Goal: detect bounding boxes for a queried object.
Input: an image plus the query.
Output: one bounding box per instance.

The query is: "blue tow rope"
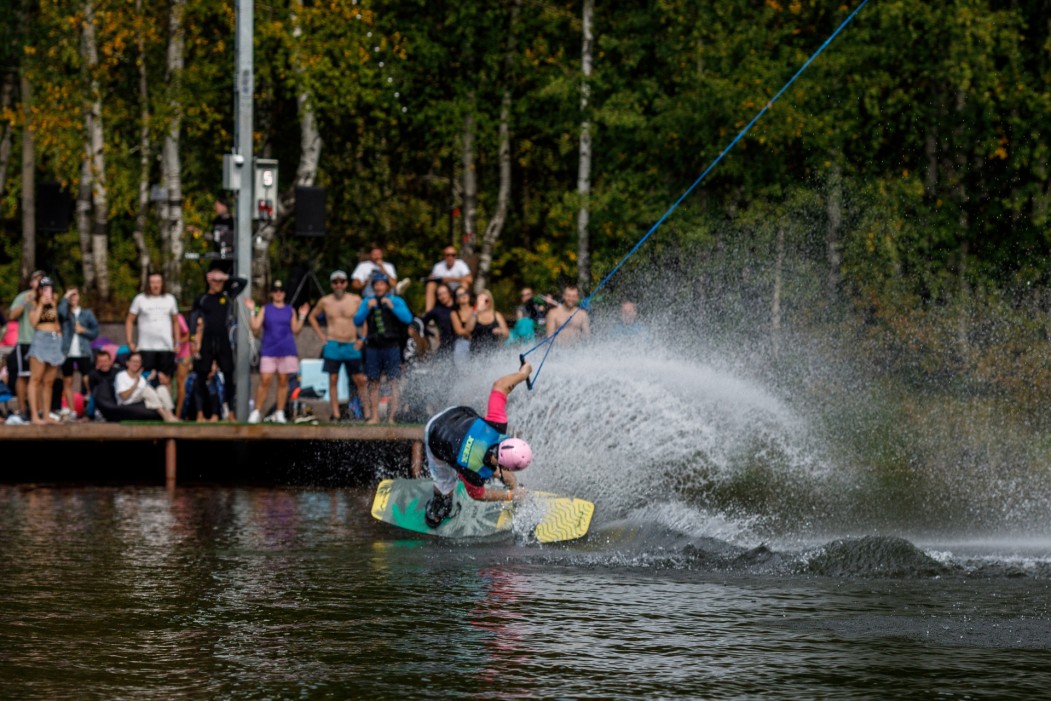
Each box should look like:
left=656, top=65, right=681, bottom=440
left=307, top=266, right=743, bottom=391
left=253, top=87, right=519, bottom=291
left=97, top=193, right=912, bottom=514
left=519, top=0, right=872, bottom=389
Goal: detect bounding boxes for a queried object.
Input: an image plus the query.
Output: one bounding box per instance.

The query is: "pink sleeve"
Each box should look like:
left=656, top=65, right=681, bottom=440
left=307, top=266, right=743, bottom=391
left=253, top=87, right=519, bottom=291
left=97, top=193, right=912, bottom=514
left=484, top=388, right=508, bottom=425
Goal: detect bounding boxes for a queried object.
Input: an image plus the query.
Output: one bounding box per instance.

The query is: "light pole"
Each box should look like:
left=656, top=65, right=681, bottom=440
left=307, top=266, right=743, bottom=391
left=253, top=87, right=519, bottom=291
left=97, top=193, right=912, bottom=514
left=233, top=0, right=253, bottom=422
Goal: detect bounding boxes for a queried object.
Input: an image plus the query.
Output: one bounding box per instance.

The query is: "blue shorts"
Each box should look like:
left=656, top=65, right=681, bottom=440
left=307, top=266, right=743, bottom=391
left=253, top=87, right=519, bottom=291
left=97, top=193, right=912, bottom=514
left=322, top=340, right=363, bottom=377
left=323, top=339, right=361, bottom=361
left=364, top=345, right=402, bottom=381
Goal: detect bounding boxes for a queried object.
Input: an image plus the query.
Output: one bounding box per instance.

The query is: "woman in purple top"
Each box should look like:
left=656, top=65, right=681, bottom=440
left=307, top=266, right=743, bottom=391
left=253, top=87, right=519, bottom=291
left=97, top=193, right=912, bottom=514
left=245, top=280, right=310, bottom=423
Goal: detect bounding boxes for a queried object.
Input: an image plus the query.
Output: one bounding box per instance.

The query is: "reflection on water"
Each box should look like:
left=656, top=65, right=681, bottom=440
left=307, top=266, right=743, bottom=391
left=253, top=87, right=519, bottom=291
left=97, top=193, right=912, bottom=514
left=1, top=485, right=1050, bottom=700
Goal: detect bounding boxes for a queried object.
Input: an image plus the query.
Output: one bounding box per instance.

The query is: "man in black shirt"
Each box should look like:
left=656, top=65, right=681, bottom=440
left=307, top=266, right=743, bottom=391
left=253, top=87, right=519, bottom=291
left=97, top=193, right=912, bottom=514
left=190, top=264, right=247, bottom=420
left=210, top=196, right=235, bottom=275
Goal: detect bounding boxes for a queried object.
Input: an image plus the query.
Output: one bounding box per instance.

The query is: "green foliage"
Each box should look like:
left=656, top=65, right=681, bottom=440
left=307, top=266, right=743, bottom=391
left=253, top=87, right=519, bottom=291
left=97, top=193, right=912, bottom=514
left=0, top=0, right=1048, bottom=406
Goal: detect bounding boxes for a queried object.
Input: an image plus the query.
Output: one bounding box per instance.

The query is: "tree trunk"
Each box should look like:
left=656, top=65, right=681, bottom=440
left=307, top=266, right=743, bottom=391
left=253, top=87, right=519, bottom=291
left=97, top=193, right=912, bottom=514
left=476, top=88, right=512, bottom=292
left=160, top=0, right=186, bottom=297
left=251, top=0, right=324, bottom=290
left=83, top=0, right=110, bottom=301
left=20, top=71, right=35, bottom=282
left=826, top=157, right=842, bottom=299
left=575, top=0, right=594, bottom=291
left=771, top=225, right=784, bottom=358
left=0, top=72, right=15, bottom=201
left=461, top=102, right=478, bottom=263
left=132, top=0, right=152, bottom=292
left=77, top=154, right=94, bottom=289
left=475, top=0, right=520, bottom=293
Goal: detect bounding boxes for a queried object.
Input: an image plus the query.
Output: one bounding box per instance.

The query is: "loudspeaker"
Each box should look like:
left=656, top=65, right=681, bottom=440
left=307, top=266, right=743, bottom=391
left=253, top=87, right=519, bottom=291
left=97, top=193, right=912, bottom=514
left=295, top=186, right=325, bottom=237
left=37, top=182, right=71, bottom=233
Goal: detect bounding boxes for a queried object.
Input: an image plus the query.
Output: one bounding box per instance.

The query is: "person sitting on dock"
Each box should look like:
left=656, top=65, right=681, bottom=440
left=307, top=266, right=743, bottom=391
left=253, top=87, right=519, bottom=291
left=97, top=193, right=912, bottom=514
left=86, top=349, right=165, bottom=422
left=422, top=361, right=534, bottom=528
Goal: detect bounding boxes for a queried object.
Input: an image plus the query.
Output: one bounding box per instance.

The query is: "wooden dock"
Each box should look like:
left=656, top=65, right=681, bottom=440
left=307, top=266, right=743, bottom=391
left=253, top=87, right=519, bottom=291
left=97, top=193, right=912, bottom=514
left=0, top=422, right=425, bottom=488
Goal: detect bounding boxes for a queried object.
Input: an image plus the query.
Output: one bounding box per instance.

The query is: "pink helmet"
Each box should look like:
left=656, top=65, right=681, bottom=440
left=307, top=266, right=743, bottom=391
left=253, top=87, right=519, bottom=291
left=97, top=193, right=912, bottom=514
left=497, top=438, right=532, bottom=471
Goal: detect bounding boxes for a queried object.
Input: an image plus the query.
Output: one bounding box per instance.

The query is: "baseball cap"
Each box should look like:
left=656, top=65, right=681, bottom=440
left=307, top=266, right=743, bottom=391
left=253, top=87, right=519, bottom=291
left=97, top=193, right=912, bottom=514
left=31, top=270, right=46, bottom=280
left=370, top=270, right=389, bottom=283
left=271, top=280, right=285, bottom=291
left=330, top=270, right=348, bottom=281
left=39, top=276, right=54, bottom=288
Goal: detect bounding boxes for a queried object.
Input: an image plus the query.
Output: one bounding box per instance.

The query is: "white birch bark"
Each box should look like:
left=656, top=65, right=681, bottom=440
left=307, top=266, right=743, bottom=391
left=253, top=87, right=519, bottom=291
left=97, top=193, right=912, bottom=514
left=475, top=0, right=521, bottom=291
left=251, top=0, right=323, bottom=288
left=83, top=0, right=110, bottom=299
left=132, top=0, right=152, bottom=291
left=461, top=104, right=478, bottom=262
left=160, top=0, right=186, bottom=297
left=575, top=0, right=594, bottom=291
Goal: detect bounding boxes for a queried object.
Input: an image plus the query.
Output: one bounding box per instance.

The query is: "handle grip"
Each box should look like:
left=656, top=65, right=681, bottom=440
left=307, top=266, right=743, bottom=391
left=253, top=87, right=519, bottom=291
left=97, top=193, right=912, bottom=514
left=519, top=354, right=533, bottom=390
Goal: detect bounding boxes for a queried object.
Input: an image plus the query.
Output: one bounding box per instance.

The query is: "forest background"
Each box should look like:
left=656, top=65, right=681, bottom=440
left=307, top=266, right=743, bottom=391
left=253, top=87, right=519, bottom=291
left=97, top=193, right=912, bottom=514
left=0, top=0, right=1049, bottom=429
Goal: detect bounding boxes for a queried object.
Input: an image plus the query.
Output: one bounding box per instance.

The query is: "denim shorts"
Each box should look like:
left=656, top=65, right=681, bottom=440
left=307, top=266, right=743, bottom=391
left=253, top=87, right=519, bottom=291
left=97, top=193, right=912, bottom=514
left=28, top=330, right=65, bottom=366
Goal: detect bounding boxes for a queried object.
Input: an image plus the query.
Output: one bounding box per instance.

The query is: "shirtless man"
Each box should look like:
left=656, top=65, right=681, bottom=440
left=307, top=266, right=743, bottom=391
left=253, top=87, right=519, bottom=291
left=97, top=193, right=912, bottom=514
left=308, top=270, right=369, bottom=421
left=545, top=284, right=591, bottom=346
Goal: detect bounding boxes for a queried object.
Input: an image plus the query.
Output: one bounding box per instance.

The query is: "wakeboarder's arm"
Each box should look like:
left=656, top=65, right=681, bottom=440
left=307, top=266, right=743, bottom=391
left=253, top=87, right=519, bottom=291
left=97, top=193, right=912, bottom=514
left=492, top=362, right=532, bottom=398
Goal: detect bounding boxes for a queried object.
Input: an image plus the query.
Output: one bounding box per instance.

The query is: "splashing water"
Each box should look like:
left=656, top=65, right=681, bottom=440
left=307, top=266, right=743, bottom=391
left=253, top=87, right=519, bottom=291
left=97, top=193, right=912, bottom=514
left=421, top=340, right=838, bottom=548
left=415, top=326, right=1051, bottom=551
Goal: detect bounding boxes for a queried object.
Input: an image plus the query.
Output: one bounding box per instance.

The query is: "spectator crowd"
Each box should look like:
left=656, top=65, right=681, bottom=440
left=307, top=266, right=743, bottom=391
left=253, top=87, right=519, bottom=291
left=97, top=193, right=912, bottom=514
left=2, top=243, right=643, bottom=427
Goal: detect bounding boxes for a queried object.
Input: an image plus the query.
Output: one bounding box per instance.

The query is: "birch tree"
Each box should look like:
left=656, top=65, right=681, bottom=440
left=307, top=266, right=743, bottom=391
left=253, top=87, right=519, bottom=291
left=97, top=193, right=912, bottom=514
left=80, top=0, right=110, bottom=300
left=474, top=0, right=520, bottom=292
left=131, top=0, right=153, bottom=291
left=159, top=0, right=186, bottom=297
left=575, top=0, right=593, bottom=291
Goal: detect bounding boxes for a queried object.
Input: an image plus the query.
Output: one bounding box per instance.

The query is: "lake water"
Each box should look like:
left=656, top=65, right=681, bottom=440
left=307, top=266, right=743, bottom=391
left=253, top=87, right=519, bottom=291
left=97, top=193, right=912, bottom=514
left=3, top=345, right=1050, bottom=698
left=1, top=484, right=1049, bottom=700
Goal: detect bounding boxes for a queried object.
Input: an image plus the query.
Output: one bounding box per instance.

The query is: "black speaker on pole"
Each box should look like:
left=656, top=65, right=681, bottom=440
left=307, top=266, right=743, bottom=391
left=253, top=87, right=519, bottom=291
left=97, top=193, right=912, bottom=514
left=295, top=186, right=326, bottom=237
left=37, top=182, right=71, bottom=233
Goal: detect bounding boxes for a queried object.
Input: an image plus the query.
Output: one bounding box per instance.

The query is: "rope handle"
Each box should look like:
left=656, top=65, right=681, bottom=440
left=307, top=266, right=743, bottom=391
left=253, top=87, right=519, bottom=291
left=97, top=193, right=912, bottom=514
left=520, top=354, right=533, bottom=390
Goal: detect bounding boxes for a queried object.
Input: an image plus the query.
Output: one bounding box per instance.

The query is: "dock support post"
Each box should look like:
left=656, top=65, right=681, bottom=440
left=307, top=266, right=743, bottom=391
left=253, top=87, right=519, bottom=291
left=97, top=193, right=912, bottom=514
left=165, top=438, right=177, bottom=489
left=411, top=440, right=423, bottom=478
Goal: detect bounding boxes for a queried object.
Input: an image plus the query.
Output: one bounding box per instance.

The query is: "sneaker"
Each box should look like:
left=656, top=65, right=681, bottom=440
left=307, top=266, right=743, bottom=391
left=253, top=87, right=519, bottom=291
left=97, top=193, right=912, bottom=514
left=247, top=409, right=261, bottom=424
left=424, top=492, right=453, bottom=528
left=273, top=410, right=287, bottom=424
left=5, top=414, right=26, bottom=425
left=395, top=278, right=411, bottom=295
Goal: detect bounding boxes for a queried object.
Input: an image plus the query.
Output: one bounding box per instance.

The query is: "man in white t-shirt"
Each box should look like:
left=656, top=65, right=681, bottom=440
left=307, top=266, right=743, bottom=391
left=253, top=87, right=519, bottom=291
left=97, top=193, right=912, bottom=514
left=351, top=244, right=398, bottom=298
left=125, top=272, right=180, bottom=392
left=424, top=246, right=473, bottom=311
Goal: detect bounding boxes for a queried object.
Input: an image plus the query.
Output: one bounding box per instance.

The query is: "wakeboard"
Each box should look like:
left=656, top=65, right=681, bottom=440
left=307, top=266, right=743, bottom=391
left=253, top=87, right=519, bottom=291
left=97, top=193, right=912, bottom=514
left=370, top=478, right=594, bottom=544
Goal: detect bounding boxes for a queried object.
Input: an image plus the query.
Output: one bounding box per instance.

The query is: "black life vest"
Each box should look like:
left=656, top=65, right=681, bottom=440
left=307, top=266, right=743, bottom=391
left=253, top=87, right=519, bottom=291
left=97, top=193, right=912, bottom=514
left=427, top=406, right=509, bottom=486
left=366, top=299, right=407, bottom=348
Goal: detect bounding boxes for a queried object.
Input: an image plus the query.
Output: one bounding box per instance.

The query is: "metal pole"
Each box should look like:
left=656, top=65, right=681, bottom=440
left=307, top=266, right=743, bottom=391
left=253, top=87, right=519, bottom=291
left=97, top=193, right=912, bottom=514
left=234, top=0, right=253, bottom=422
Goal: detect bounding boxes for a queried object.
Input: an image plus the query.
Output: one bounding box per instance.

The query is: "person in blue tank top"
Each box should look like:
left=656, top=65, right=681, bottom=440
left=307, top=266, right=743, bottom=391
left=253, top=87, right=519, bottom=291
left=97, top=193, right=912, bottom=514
left=423, top=361, right=534, bottom=527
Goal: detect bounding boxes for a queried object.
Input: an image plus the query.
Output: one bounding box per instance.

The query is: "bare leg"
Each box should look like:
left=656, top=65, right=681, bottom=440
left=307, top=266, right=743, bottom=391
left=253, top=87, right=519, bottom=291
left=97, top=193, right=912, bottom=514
left=27, top=358, right=45, bottom=424
left=63, top=375, right=76, bottom=415
left=387, top=380, right=401, bottom=424
left=15, top=375, right=28, bottom=417
left=366, top=380, right=381, bottom=424
left=328, top=372, right=340, bottom=420
left=256, top=372, right=274, bottom=416
left=275, top=374, right=289, bottom=414
left=41, top=365, right=59, bottom=423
